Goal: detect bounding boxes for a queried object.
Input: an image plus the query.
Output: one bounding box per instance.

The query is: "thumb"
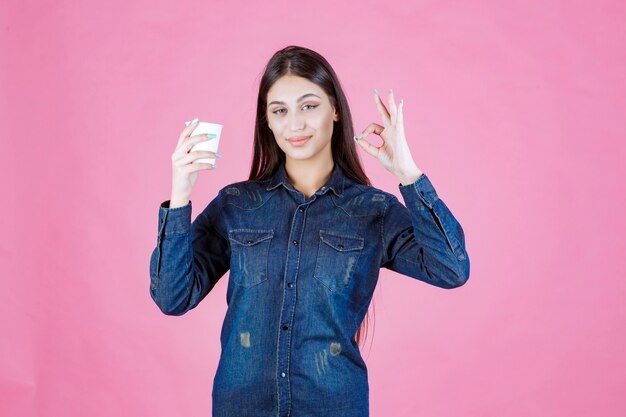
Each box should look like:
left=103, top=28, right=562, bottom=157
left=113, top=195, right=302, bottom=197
left=354, top=135, right=379, bottom=159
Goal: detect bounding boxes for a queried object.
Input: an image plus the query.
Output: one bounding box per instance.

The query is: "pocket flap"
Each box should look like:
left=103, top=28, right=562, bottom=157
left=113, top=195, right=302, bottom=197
left=229, top=229, right=274, bottom=246
left=319, top=230, right=364, bottom=252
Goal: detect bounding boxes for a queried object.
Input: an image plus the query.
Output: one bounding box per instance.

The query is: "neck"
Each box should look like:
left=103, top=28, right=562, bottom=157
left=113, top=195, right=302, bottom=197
left=285, top=156, right=334, bottom=199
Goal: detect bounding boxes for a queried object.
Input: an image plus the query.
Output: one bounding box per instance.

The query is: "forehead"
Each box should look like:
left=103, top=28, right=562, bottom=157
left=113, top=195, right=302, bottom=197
left=266, top=75, right=327, bottom=105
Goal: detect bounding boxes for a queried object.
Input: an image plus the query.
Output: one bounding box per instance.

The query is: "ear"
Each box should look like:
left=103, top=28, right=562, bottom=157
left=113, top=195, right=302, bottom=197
left=334, top=110, right=340, bottom=122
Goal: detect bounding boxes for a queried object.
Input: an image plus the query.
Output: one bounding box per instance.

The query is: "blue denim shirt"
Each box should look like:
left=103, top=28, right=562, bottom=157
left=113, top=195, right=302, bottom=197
left=149, top=162, right=469, bottom=417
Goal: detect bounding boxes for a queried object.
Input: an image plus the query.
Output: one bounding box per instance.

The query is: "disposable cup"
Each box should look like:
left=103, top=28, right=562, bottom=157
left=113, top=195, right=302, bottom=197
left=184, top=120, right=223, bottom=165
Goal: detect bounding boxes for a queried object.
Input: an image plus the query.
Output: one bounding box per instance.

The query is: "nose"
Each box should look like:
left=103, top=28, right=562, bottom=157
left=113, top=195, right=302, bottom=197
left=288, top=111, right=305, bottom=131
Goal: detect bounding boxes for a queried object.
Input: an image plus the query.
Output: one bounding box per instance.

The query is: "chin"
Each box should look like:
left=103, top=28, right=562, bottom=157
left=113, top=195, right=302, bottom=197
left=283, top=150, right=317, bottom=161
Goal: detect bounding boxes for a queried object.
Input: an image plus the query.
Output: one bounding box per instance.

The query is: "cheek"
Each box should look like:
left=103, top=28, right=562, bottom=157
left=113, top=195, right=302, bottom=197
left=269, top=124, right=287, bottom=150
left=318, top=113, right=336, bottom=136
left=268, top=118, right=287, bottom=135
left=299, top=113, right=332, bottom=137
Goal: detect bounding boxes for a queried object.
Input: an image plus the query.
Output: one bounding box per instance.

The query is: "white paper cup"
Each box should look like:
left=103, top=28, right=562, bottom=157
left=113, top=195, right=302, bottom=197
left=184, top=120, right=223, bottom=165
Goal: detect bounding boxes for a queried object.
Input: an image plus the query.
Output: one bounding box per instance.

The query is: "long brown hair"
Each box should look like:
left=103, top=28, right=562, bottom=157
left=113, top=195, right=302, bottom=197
left=248, top=45, right=375, bottom=348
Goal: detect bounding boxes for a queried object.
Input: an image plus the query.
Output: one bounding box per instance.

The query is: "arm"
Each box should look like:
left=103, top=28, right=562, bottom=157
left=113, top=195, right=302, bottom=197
left=149, top=192, right=230, bottom=315
left=381, top=173, right=470, bottom=289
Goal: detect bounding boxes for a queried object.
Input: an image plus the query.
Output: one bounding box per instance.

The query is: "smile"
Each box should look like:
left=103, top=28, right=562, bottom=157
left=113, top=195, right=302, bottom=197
left=287, top=136, right=312, bottom=146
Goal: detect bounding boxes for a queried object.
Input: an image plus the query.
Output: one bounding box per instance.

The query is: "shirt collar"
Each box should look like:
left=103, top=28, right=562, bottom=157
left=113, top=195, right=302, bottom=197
left=265, top=161, right=345, bottom=197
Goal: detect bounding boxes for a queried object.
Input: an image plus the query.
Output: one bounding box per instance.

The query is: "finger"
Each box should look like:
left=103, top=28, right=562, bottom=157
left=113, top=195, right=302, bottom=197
left=176, top=134, right=215, bottom=156
left=397, top=98, right=404, bottom=128
left=182, top=162, right=217, bottom=174
left=354, top=135, right=380, bottom=159
left=181, top=133, right=216, bottom=154
left=355, top=123, right=385, bottom=141
left=175, top=151, right=220, bottom=166
left=388, top=88, right=398, bottom=126
left=177, top=117, right=200, bottom=147
left=373, top=88, right=391, bottom=126
left=354, top=123, right=385, bottom=158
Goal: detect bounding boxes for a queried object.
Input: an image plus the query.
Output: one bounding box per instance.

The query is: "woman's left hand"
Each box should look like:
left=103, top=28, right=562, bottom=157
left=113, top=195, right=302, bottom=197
left=354, top=88, right=424, bottom=185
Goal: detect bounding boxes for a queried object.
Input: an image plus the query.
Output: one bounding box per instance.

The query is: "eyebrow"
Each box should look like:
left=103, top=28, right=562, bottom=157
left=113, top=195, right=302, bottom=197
left=268, top=93, right=321, bottom=107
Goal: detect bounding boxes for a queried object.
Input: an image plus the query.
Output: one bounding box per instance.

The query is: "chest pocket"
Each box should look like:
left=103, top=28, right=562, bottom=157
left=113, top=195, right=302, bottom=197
left=314, top=230, right=364, bottom=292
left=228, top=229, right=274, bottom=288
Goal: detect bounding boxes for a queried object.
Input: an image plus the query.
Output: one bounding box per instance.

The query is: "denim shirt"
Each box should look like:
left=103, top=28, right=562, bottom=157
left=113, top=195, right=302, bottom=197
left=149, top=162, right=470, bottom=417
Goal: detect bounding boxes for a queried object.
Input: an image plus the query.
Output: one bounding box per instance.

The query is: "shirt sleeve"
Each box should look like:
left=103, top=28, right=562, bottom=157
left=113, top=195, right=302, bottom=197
left=380, top=173, right=470, bottom=289
left=149, top=192, right=230, bottom=315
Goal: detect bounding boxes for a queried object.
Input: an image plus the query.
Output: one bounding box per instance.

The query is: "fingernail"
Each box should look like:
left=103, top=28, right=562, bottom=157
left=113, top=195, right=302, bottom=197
left=215, top=153, right=222, bottom=158
left=206, top=133, right=217, bottom=138
left=373, top=88, right=378, bottom=95
left=212, top=164, right=217, bottom=169
left=353, top=136, right=358, bottom=142
left=400, top=99, right=404, bottom=105
left=192, top=117, right=199, bottom=124
left=357, top=133, right=363, bottom=139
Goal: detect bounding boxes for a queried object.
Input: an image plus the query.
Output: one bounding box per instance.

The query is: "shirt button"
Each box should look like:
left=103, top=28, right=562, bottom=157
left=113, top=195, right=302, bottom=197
left=287, top=282, right=293, bottom=288
left=281, top=372, right=286, bottom=378
left=298, top=208, right=304, bottom=212
left=282, top=324, right=288, bottom=330
left=292, top=240, right=298, bottom=245
left=321, top=186, right=326, bottom=190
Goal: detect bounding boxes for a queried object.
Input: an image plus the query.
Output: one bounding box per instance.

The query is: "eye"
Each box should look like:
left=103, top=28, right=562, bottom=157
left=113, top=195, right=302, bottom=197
left=272, top=104, right=318, bottom=115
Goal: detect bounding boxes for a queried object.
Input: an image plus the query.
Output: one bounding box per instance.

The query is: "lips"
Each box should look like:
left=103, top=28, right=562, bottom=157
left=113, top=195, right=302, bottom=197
left=287, top=135, right=312, bottom=147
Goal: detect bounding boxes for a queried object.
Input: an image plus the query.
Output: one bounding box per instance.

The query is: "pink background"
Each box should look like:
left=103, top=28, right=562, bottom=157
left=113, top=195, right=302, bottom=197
left=1, top=0, right=625, bottom=416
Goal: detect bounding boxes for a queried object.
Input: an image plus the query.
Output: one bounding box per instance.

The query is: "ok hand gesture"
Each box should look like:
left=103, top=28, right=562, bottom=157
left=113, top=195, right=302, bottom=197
left=354, top=88, right=424, bottom=186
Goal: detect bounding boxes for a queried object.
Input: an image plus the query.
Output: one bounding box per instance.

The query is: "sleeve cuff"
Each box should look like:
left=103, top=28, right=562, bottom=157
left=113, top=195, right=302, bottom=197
left=398, top=174, right=439, bottom=209
left=158, top=200, right=192, bottom=236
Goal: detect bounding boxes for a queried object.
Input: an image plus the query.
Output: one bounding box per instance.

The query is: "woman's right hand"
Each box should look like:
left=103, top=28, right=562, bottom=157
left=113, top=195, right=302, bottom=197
left=170, top=119, right=220, bottom=206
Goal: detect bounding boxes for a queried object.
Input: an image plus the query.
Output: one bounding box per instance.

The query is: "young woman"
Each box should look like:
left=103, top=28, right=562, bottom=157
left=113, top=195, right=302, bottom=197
left=150, top=45, right=470, bottom=417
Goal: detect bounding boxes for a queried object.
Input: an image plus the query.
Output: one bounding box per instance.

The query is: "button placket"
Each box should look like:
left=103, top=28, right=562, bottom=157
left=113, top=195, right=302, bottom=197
left=276, top=203, right=308, bottom=415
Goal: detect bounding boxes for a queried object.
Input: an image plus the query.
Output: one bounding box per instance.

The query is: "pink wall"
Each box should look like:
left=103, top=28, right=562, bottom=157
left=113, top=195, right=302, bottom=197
left=1, top=0, right=625, bottom=416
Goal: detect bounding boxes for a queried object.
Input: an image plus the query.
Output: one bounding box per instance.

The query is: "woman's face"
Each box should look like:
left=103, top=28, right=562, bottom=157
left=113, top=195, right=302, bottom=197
left=266, top=75, right=340, bottom=163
